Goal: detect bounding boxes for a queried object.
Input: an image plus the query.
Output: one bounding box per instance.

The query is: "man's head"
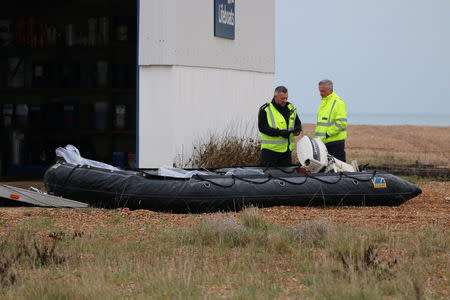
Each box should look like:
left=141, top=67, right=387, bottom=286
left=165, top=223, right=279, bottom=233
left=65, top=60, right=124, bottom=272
left=274, top=86, right=288, bottom=107
left=318, top=79, right=333, bottom=98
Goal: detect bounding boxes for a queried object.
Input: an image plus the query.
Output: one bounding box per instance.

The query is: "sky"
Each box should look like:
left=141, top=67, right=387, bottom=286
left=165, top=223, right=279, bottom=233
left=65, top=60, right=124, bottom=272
left=274, top=0, right=450, bottom=120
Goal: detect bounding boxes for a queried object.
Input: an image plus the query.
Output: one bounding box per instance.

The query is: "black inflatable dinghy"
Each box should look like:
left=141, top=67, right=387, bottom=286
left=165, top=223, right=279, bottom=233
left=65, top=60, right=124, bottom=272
left=44, top=162, right=422, bottom=212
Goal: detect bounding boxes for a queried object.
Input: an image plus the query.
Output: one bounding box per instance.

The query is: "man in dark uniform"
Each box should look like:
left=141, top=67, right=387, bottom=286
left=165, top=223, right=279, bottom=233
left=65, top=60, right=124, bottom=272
left=258, top=86, right=302, bottom=166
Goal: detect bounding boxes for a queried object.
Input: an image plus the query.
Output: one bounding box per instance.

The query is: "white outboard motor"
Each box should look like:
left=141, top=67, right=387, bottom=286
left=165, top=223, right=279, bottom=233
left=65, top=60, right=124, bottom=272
left=296, top=136, right=359, bottom=173
left=296, top=136, right=329, bottom=172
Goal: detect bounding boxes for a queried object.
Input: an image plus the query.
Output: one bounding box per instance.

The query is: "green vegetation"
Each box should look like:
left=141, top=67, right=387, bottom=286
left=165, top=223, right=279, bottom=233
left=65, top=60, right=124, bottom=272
left=0, top=208, right=448, bottom=299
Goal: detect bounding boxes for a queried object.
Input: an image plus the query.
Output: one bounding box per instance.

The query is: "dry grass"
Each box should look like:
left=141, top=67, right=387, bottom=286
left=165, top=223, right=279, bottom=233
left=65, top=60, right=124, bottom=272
left=0, top=181, right=448, bottom=298
left=285, top=220, right=332, bottom=247
left=179, top=123, right=449, bottom=168
left=185, top=135, right=261, bottom=168
left=240, top=206, right=269, bottom=230
left=183, top=215, right=248, bottom=247
left=0, top=208, right=447, bottom=299
left=0, top=124, right=448, bottom=298
left=300, top=123, right=450, bottom=167
left=0, top=230, right=69, bottom=289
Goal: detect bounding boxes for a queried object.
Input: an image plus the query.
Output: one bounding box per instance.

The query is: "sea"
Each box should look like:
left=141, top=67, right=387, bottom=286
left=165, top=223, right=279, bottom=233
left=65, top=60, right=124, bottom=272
left=299, top=113, right=449, bottom=127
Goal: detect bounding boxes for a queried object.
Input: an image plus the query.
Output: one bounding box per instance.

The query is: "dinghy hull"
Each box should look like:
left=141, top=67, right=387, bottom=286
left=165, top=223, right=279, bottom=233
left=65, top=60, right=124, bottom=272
left=44, top=163, right=422, bottom=212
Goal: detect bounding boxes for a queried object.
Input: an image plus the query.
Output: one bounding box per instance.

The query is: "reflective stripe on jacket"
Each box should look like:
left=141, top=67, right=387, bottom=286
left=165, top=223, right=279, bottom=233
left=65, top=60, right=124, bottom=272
left=314, top=92, right=347, bottom=144
left=261, top=102, right=297, bottom=152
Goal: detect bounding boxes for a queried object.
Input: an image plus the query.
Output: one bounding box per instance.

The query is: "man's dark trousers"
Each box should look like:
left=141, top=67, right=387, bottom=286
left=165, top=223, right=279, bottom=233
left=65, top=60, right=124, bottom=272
left=325, top=140, right=346, bottom=162
left=260, top=149, right=292, bottom=167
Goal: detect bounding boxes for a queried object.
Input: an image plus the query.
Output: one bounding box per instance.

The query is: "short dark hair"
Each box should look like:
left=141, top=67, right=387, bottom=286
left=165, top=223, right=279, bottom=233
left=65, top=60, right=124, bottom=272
left=274, top=86, right=288, bottom=95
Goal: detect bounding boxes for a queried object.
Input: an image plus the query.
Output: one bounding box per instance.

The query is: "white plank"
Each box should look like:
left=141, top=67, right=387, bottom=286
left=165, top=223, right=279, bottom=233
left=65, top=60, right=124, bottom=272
left=0, top=185, right=88, bottom=208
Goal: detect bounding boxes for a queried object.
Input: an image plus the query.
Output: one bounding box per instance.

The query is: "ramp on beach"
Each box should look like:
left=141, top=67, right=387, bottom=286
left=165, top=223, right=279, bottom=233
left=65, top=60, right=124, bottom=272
left=0, top=184, right=88, bottom=208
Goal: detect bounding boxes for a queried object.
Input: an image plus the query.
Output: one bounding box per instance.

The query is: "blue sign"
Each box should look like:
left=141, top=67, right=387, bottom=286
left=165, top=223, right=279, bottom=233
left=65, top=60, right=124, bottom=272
left=214, top=0, right=235, bottom=40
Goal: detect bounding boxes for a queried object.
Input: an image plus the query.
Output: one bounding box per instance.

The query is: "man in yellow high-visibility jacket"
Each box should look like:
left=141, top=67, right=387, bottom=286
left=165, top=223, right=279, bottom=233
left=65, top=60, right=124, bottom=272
left=314, top=79, right=347, bottom=161
left=258, top=86, right=302, bottom=166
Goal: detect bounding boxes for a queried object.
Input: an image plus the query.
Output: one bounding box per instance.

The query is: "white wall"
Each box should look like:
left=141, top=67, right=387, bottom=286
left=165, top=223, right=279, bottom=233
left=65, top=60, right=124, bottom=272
left=138, top=0, right=275, bottom=168
left=139, top=0, right=274, bottom=72
left=139, top=65, right=273, bottom=167
left=139, top=0, right=177, bottom=65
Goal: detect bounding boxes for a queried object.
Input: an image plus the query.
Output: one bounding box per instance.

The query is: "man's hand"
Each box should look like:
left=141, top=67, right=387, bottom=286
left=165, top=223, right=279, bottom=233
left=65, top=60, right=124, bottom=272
left=279, top=129, right=290, bottom=138
left=293, top=129, right=302, bottom=136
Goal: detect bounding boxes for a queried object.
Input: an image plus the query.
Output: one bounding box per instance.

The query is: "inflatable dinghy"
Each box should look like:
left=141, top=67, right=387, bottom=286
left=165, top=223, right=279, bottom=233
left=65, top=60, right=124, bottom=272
left=43, top=139, right=422, bottom=212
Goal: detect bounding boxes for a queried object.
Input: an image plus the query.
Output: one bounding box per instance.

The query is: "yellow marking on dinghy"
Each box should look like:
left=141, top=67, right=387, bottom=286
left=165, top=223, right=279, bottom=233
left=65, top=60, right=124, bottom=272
left=371, top=177, right=387, bottom=188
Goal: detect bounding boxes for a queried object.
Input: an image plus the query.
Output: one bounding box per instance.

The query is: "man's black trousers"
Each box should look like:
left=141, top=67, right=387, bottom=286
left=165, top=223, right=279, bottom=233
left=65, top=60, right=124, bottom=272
left=260, top=149, right=292, bottom=167
left=325, top=140, right=346, bottom=162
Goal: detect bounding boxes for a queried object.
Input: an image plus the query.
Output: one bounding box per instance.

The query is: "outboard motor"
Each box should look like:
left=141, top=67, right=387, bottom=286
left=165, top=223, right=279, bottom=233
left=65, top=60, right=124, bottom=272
left=297, top=136, right=359, bottom=173
left=297, top=136, right=328, bottom=172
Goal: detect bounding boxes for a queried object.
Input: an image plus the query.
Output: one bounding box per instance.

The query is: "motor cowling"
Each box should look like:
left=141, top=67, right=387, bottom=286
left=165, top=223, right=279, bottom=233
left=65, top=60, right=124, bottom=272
left=296, top=136, right=328, bottom=172
left=296, top=136, right=359, bottom=173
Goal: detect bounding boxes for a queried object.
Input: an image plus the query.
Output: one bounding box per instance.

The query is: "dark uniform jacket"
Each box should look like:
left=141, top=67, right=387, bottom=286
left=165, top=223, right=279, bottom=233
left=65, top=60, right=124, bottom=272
left=258, top=99, right=302, bottom=143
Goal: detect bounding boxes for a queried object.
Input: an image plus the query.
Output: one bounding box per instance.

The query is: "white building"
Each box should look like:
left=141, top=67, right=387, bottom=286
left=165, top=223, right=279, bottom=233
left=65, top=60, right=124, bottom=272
left=138, top=0, right=275, bottom=167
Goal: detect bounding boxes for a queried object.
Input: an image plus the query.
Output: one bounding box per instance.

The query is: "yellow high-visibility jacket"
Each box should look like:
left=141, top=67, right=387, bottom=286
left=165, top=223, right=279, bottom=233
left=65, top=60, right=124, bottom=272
left=315, top=91, right=347, bottom=143
left=260, top=102, right=297, bottom=152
